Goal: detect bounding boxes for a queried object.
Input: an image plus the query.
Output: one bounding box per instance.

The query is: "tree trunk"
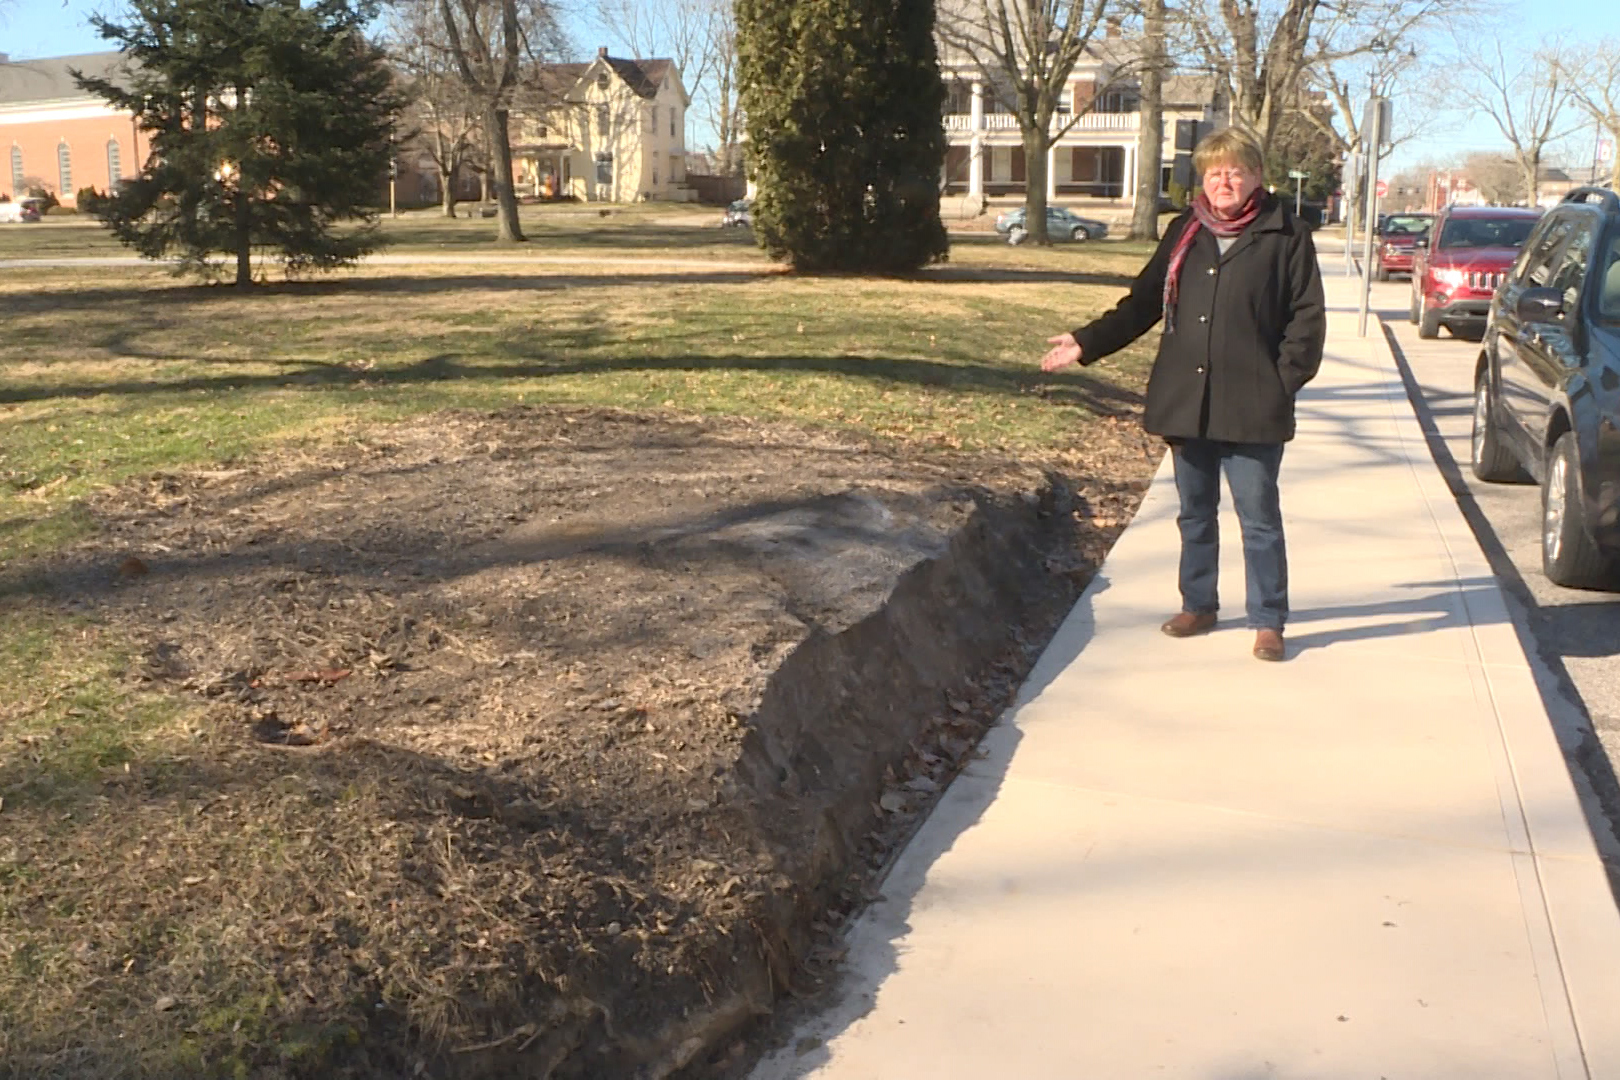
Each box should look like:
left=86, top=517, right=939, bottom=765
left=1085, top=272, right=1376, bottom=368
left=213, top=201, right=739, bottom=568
left=1130, top=0, right=1167, bottom=241
left=441, top=165, right=458, bottom=217
left=234, top=192, right=252, bottom=287
left=1024, top=134, right=1050, bottom=244
left=486, top=107, right=525, bottom=242
left=1522, top=151, right=1540, bottom=207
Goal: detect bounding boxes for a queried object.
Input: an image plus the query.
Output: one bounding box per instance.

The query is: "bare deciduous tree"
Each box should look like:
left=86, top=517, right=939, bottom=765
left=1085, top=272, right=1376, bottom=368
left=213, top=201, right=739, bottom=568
left=1461, top=150, right=1526, bottom=205
left=1129, top=0, right=1168, bottom=240
left=433, top=0, right=567, bottom=240
left=1554, top=36, right=1620, bottom=190
left=1178, top=0, right=1470, bottom=153
left=937, top=0, right=1124, bottom=244
left=386, top=0, right=482, bottom=217
left=1456, top=39, right=1574, bottom=205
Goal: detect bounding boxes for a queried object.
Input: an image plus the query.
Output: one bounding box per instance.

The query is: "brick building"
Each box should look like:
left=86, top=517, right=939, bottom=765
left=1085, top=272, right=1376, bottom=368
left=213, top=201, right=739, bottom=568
left=0, top=52, right=145, bottom=206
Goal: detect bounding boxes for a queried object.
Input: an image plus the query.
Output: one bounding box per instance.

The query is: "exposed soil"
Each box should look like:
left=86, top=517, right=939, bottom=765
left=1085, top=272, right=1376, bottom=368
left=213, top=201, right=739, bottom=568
left=0, top=406, right=1158, bottom=1078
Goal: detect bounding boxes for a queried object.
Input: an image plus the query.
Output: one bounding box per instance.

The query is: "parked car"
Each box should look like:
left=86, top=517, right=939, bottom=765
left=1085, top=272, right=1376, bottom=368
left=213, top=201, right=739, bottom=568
left=1410, top=205, right=1541, bottom=340
left=995, top=206, right=1109, bottom=244
left=1374, top=212, right=1433, bottom=281
left=1470, top=187, right=1620, bottom=587
left=720, top=199, right=751, bottom=228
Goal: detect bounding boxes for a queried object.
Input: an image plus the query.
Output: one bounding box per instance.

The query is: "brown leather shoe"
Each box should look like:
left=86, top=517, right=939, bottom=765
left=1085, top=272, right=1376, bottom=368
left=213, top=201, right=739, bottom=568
left=1253, top=629, right=1286, bottom=662
left=1161, top=611, right=1217, bottom=638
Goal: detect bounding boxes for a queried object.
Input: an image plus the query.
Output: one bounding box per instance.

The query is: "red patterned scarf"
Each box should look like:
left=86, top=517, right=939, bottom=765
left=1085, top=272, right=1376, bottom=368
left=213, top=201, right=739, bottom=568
left=1162, top=187, right=1264, bottom=332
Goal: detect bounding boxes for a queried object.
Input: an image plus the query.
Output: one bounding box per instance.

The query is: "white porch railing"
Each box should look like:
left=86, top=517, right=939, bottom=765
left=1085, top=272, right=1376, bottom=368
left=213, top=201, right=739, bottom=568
left=944, top=112, right=1139, bottom=134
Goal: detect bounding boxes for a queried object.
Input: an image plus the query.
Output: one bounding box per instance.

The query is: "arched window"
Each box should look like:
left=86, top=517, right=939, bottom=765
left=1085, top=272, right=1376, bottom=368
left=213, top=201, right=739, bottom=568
left=107, top=139, right=122, bottom=188
left=57, top=141, right=72, bottom=196
left=9, top=146, right=22, bottom=196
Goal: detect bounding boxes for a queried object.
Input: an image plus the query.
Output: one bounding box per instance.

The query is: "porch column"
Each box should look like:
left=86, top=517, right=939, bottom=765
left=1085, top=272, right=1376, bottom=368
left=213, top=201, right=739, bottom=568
left=1123, top=143, right=1136, bottom=203
left=1047, top=143, right=1057, bottom=202
left=970, top=80, right=985, bottom=132
left=969, top=135, right=984, bottom=197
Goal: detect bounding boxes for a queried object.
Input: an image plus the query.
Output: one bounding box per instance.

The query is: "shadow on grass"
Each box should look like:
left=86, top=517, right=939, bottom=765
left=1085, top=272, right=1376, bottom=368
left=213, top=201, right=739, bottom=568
left=2, top=340, right=1145, bottom=417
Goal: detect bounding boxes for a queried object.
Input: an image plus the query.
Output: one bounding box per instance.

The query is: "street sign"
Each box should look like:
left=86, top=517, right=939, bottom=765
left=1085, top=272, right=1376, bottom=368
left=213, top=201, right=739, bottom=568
left=1376, top=179, right=1388, bottom=197
left=1600, top=139, right=1615, bottom=165
left=1287, top=169, right=1308, bottom=179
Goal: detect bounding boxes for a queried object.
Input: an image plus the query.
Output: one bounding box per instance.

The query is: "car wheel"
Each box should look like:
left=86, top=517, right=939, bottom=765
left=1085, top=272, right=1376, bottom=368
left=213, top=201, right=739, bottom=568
left=1409, top=286, right=1420, bottom=325
left=1071, top=225, right=1089, bottom=242
left=1376, top=264, right=1389, bottom=282
left=1417, top=294, right=1442, bottom=339
left=1470, top=370, right=1527, bottom=483
left=1542, top=431, right=1615, bottom=589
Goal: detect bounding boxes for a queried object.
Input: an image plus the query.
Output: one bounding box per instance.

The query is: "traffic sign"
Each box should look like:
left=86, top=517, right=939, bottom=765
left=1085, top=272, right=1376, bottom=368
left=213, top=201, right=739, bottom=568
left=1376, top=179, right=1388, bottom=197
left=1287, top=169, right=1308, bottom=179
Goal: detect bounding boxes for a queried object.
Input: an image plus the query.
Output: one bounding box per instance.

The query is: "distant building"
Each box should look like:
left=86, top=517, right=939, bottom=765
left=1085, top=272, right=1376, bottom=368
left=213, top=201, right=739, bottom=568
left=938, top=34, right=1226, bottom=215
left=0, top=52, right=144, bottom=206
left=508, top=49, right=692, bottom=203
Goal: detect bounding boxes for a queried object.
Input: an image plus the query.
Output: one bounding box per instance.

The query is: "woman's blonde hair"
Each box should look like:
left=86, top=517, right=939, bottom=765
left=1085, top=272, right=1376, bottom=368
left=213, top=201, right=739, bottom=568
left=1192, top=127, right=1264, bottom=178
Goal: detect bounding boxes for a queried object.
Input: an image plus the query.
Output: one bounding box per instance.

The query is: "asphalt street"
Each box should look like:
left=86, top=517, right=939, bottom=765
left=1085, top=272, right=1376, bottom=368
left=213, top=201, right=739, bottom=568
left=1349, top=257, right=1620, bottom=860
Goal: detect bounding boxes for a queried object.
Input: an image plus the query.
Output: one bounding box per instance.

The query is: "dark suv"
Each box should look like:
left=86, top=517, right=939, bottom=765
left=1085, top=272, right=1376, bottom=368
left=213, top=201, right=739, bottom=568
left=1411, top=205, right=1542, bottom=340
left=1471, top=187, right=1620, bottom=587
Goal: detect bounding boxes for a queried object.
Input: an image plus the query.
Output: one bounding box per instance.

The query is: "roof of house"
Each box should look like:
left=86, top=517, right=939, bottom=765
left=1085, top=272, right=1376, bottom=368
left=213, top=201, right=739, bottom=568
left=0, top=51, right=130, bottom=107
left=548, top=52, right=677, bottom=103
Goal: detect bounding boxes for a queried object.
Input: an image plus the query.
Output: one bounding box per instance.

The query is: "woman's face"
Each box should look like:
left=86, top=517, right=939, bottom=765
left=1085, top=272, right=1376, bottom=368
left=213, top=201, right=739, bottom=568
left=1202, top=159, right=1263, bottom=215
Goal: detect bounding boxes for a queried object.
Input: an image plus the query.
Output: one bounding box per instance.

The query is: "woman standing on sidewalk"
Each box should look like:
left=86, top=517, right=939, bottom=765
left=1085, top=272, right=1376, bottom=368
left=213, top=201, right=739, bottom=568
left=1040, top=128, right=1326, bottom=661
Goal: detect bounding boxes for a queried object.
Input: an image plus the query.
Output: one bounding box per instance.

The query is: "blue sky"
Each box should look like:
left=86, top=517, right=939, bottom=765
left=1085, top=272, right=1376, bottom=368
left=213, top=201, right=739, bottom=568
left=8, top=0, right=1619, bottom=171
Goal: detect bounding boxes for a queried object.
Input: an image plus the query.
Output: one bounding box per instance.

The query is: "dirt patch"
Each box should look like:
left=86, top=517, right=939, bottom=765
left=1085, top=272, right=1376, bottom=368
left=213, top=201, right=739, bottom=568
left=0, top=406, right=1158, bottom=1078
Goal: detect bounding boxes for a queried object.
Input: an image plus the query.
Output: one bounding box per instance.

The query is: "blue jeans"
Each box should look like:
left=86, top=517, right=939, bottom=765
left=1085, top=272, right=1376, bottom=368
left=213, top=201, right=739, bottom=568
left=1170, top=439, right=1288, bottom=631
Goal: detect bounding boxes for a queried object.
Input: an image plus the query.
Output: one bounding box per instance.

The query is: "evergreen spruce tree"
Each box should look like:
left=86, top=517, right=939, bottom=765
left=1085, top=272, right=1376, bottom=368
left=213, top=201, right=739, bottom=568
left=76, top=0, right=403, bottom=286
left=736, top=0, right=948, bottom=273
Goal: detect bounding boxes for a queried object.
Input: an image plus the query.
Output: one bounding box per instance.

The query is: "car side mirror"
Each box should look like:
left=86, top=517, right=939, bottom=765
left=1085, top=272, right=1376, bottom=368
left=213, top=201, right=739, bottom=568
left=1515, top=286, right=1565, bottom=323
left=1413, top=237, right=1429, bottom=250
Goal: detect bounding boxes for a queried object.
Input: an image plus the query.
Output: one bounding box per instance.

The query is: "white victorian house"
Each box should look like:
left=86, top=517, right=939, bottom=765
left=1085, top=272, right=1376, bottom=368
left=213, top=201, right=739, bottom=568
left=940, top=38, right=1225, bottom=214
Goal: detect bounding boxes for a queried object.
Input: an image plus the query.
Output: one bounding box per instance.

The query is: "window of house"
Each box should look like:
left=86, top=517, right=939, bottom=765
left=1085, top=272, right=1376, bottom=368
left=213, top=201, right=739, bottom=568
left=597, top=72, right=610, bottom=92
left=648, top=106, right=657, bottom=134
left=652, top=151, right=660, bottom=186
left=58, top=141, right=72, bottom=196
left=10, top=146, right=22, bottom=195
left=107, top=139, right=121, bottom=188
left=596, top=104, right=610, bottom=138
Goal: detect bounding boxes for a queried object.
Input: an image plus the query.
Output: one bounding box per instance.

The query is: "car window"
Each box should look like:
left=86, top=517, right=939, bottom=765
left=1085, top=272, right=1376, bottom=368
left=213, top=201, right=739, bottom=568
left=1517, top=217, right=1573, bottom=288
left=1384, top=215, right=1431, bottom=236
left=1439, top=216, right=1538, bottom=250
left=1599, top=232, right=1620, bottom=322
left=1549, top=220, right=1595, bottom=313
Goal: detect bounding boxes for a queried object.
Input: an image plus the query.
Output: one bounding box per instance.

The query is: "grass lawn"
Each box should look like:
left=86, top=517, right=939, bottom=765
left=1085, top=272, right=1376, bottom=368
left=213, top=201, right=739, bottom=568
left=0, top=227, right=1162, bottom=1076
left=0, top=237, right=1159, bottom=565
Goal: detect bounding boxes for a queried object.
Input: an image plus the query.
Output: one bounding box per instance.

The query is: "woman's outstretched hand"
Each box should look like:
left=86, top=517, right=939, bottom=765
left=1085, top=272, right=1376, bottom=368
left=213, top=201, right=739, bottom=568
left=1041, top=333, right=1084, bottom=373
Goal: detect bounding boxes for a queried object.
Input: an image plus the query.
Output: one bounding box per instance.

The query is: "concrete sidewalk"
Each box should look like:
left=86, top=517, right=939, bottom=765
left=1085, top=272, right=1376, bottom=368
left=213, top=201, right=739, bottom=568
left=751, top=264, right=1620, bottom=1079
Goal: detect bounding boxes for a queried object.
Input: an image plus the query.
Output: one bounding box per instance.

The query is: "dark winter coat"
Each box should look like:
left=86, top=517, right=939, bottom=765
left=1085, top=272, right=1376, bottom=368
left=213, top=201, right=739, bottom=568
left=1071, top=194, right=1326, bottom=444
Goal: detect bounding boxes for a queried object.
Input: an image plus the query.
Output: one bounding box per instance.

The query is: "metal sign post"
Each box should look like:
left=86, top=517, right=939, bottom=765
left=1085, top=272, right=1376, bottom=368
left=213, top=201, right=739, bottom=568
left=1358, top=98, right=1391, bottom=338
left=1288, top=168, right=1308, bottom=215
left=1344, top=150, right=1361, bottom=278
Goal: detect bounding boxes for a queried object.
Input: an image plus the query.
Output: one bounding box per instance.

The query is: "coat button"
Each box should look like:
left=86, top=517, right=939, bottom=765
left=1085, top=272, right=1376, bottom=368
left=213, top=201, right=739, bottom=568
left=1198, top=314, right=1208, bottom=323
left=1196, top=366, right=1206, bottom=374
left=1207, top=267, right=1216, bottom=275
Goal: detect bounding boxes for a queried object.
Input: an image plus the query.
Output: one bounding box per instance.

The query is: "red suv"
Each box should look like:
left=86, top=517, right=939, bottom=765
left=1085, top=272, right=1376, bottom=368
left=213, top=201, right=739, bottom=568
left=1411, top=206, right=1542, bottom=340
left=1375, top=212, right=1433, bottom=280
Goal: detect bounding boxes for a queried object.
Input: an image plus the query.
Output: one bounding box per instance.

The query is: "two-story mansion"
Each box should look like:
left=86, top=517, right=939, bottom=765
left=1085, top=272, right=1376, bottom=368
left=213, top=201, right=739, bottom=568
left=508, top=49, right=691, bottom=204
left=941, top=43, right=1224, bottom=213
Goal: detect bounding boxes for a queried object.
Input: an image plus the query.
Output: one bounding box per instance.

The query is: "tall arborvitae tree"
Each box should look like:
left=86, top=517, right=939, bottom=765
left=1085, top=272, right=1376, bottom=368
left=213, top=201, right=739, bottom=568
left=737, top=0, right=948, bottom=272
left=76, top=0, right=401, bottom=285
